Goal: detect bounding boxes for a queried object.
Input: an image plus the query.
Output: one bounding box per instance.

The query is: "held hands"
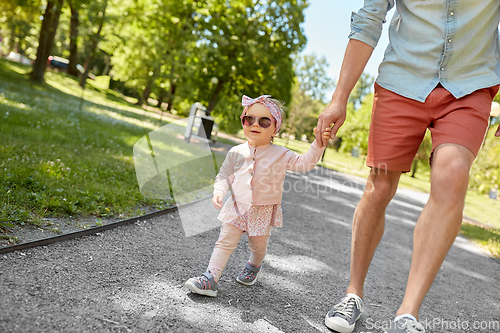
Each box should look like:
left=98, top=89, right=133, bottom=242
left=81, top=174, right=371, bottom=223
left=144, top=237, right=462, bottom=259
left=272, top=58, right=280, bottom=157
left=314, top=127, right=332, bottom=145
left=315, top=100, right=347, bottom=147
left=212, top=193, right=223, bottom=209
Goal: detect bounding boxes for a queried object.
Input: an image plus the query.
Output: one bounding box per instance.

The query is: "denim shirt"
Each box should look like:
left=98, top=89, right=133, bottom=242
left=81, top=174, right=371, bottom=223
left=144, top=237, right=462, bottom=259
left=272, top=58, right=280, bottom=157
left=350, top=0, right=500, bottom=102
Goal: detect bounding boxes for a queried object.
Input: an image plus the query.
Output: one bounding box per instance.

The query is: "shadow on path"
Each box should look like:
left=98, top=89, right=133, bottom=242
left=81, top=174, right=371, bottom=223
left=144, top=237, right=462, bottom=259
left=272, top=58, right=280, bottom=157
left=0, top=166, right=499, bottom=332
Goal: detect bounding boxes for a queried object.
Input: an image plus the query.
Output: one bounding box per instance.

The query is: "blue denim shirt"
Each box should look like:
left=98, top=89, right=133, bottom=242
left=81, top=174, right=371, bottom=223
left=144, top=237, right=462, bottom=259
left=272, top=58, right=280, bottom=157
left=350, top=0, right=500, bottom=102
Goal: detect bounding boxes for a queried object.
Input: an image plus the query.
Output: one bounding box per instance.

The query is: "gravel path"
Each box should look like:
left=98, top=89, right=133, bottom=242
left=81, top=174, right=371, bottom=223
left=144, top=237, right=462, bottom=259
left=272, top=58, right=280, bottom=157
left=1, top=166, right=499, bottom=333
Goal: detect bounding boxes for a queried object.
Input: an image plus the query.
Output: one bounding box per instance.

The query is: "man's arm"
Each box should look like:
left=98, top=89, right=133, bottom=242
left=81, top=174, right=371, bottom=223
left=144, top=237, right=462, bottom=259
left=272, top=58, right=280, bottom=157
left=315, top=39, right=374, bottom=146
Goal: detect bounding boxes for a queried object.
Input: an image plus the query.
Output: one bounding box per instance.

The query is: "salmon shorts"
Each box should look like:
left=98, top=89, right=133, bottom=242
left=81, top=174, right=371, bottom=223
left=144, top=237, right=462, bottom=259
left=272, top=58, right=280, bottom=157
left=366, top=83, right=499, bottom=172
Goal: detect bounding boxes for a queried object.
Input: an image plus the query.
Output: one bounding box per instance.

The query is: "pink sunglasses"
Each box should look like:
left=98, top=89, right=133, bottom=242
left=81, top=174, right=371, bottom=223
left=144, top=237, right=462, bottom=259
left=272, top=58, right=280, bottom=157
left=240, top=115, right=276, bottom=129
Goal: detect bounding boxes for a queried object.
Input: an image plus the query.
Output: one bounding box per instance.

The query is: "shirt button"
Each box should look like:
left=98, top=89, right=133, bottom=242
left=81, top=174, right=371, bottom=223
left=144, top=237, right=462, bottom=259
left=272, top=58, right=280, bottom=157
left=253, top=157, right=255, bottom=161
left=250, top=201, right=253, bottom=205
left=450, top=12, right=454, bottom=15
left=250, top=172, right=254, bottom=176
left=448, top=39, right=452, bottom=43
left=441, top=68, right=445, bottom=71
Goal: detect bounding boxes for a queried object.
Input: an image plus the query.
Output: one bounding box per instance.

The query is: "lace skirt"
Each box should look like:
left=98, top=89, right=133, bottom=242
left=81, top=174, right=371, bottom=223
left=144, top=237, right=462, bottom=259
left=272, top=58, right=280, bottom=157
left=218, top=196, right=283, bottom=236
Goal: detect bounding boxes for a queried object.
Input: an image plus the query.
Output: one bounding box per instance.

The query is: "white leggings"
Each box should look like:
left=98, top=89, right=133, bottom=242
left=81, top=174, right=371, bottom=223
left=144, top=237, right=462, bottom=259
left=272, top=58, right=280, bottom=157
left=207, top=222, right=270, bottom=282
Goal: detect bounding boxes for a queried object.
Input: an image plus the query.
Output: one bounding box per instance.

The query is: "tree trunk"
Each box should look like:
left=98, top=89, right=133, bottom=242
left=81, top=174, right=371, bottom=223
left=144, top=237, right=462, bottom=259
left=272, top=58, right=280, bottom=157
left=142, top=83, right=152, bottom=105
left=79, top=0, right=108, bottom=88
left=207, top=79, right=225, bottom=113
left=134, top=89, right=143, bottom=105
left=30, top=0, right=64, bottom=83
left=67, top=3, right=80, bottom=77
left=9, top=27, right=16, bottom=53
left=156, top=89, right=167, bottom=108
left=165, top=82, right=176, bottom=111
left=102, top=56, right=111, bottom=76
left=411, top=160, right=418, bottom=178
left=142, top=68, right=159, bottom=105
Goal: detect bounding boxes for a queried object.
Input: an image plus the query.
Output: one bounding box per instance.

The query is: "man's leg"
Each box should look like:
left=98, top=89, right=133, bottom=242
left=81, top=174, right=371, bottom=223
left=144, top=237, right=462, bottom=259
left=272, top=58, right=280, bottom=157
left=325, top=168, right=402, bottom=332
left=397, top=143, right=475, bottom=319
left=346, top=168, right=402, bottom=298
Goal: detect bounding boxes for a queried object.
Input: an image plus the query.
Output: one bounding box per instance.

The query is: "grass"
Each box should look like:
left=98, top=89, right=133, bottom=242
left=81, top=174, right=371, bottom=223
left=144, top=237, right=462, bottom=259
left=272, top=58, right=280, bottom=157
left=0, top=59, right=224, bottom=234
left=459, top=224, right=500, bottom=259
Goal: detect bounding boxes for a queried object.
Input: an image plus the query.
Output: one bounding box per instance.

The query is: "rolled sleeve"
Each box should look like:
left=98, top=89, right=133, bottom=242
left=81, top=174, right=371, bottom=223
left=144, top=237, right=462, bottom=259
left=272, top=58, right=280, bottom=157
left=348, top=0, right=394, bottom=49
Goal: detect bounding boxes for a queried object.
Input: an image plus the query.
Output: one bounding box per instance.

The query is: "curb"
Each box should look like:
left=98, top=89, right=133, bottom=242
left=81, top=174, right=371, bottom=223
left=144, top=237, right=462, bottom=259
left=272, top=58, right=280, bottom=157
left=0, top=197, right=209, bottom=255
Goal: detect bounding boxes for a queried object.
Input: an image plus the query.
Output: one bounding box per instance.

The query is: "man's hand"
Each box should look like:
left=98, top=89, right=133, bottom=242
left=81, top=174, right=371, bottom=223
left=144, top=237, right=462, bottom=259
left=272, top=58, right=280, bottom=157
left=315, top=100, right=347, bottom=147
left=496, top=124, right=500, bottom=137
left=212, top=193, right=223, bottom=209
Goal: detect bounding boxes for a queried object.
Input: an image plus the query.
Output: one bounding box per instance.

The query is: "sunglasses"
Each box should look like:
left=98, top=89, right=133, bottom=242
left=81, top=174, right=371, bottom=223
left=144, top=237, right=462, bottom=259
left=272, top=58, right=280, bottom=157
left=240, top=115, right=276, bottom=129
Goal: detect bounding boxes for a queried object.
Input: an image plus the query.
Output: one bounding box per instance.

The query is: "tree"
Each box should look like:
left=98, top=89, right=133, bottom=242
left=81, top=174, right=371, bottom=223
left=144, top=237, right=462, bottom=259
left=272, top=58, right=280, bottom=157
left=282, top=53, right=333, bottom=143
left=0, top=0, right=41, bottom=56
left=337, top=94, right=370, bottom=155
left=79, top=0, right=108, bottom=88
left=469, top=95, right=500, bottom=193
left=105, top=0, right=203, bottom=106
left=294, top=53, right=333, bottom=102
left=189, top=0, right=309, bottom=133
left=284, top=83, right=326, bottom=143
left=410, top=130, right=432, bottom=178
left=66, top=0, right=88, bottom=76
left=336, top=73, right=374, bottom=155
left=349, top=72, right=374, bottom=109
left=30, top=0, right=65, bottom=83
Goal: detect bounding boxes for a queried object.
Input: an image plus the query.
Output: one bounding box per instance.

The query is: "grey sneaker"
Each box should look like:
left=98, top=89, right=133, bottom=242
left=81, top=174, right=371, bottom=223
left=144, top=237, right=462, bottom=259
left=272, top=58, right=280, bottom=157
left=384, top=317, right=425, bottom=333
left=236, top=261, right=261, bottom=286
left=184, top=272, right=218, bottom=297
left=324, top=293, right=364, bottom=333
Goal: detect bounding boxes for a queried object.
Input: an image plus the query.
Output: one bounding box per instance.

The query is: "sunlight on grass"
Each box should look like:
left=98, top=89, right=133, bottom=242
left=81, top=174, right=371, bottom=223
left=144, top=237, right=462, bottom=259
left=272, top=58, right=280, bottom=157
left=464, top=191, right=500, bottom=229
left=0, top=59, right=216, bottom=231
left=460, top=224, right=500, bottom=259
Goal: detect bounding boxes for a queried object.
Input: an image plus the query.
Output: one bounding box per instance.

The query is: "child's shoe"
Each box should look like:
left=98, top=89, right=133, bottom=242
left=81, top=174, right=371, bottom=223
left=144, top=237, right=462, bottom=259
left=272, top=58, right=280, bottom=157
left=236, top=262, right=261, bottom=286
left=185, top=272, right=218, bottom=297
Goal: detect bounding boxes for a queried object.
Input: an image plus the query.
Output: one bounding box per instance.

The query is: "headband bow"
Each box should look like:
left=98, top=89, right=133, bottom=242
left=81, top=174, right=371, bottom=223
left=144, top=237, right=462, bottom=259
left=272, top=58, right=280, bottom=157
left=241, top=95, right=282, bottom=133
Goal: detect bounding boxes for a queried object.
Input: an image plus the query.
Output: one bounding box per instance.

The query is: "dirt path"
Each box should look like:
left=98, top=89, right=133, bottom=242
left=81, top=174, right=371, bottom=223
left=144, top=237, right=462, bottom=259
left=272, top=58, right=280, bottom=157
left=1, top=167, right=499, bottom=333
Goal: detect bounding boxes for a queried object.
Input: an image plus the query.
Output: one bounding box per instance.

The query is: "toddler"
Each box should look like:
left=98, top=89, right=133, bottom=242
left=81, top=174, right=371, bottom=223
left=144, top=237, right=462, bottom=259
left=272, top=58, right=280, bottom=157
left=185, top=94, right=331, bottom=297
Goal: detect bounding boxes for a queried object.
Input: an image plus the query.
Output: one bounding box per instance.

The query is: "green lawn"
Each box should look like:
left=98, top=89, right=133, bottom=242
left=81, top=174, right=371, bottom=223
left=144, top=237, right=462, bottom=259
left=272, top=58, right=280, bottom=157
left=0, top=59, right=224, bottom=238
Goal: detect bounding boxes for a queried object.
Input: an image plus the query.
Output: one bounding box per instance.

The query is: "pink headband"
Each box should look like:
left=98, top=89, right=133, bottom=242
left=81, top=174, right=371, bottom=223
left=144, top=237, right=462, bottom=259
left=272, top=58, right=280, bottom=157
left=241, top=95, right=282, bottom=133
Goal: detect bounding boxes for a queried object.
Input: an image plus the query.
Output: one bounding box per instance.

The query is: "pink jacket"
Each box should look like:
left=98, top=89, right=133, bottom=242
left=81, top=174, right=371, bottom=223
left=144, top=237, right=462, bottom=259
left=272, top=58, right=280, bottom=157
left=214, top=140, right=325, bottom=205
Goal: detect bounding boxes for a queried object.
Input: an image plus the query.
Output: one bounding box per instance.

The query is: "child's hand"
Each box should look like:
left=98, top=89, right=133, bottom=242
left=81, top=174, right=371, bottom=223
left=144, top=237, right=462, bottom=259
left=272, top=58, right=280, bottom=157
left=314, top=127, right=332, bottom=147
left=212, top=193, right=223, bottom=209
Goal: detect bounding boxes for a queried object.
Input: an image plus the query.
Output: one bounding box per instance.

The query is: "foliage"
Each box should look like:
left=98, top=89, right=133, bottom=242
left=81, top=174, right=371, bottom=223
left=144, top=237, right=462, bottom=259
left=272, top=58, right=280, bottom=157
left=185, top=0, right=309, bottom=134
left=469, top=125, right=500, bottom=194
left=410, top=130, right=432, bottom=178
left=336, top=73, right=374, bottom=155
left=282, top=81, right=321, bottom=142
left=468, top=93, right=500, bottom=194
left=294, top=53, right=333, bottom=103
left=0, top=0, right=41, bottom=56
left=337, top=94, right=370, bottom=155
left=282, top=53, right=332, bottom=142
left=6, top=0, right=309, bottom=129
left=349, top=72, right=374, bottom=109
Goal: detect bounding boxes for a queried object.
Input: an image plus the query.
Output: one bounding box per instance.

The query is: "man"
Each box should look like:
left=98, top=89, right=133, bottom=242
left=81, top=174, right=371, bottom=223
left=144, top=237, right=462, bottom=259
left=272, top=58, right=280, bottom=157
left=315, top=1, right=500, bottom=333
